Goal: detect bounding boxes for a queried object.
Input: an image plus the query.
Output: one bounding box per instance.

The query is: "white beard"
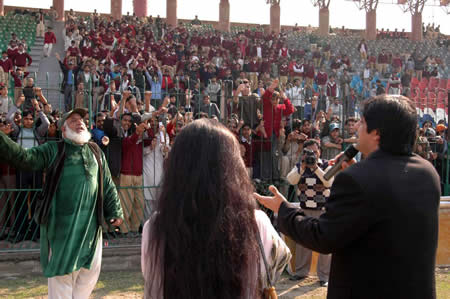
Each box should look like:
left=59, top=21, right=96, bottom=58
left=64, top=123, right=91, bottom=145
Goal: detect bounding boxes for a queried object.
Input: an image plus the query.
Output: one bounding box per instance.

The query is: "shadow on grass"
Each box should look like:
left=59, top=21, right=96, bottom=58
left=0, top=269, right=448, bottom=299
left=91, top=270, right=144, bottom=298
left=0, top=275, right=48, bottom=299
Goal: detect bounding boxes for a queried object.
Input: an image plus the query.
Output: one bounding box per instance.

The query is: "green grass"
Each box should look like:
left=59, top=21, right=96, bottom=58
left=0, top=270, right=448, bottom=298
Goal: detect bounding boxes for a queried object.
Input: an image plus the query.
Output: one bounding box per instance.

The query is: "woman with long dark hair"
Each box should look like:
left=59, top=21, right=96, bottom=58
left=141, top=118, right=290, bottom=299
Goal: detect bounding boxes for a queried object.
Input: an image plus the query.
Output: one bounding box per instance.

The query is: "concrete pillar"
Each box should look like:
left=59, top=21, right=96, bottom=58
left=270, top=3, right=280, bottom=35
left=111, top=0, right=122, bottom=20
left=0, top=0, right=4, bottom=17
left=365, top=10, right=377, bottom=40
left=166, top=0, right=177, bottom=27
left=218, top=0, right=230, bottom=32
left=318, top=7, right=329, bottom=36
left=133, top=0, right=147, bottom=18
left=411, top=13, right=423, bottom=41
left=53, top=0, right=65, bottom=21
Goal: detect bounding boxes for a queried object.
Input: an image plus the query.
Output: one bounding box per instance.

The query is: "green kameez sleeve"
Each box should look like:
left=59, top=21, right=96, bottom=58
left=100, top=150, right=123, bottom=221
left=0, top=131, right=57, bottom=171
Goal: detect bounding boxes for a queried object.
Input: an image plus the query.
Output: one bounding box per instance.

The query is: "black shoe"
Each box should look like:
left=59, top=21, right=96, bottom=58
left=289, top=275, right=307, bottom=281
left=319, top=281, right=328, bottom=287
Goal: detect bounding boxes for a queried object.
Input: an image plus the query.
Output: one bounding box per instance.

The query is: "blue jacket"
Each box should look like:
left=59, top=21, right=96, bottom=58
left=145, top=70, right=162, bottom=100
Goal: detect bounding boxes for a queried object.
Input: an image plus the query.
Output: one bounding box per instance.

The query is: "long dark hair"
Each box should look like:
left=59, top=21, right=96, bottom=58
left=145, top=119, right=261, bottom=299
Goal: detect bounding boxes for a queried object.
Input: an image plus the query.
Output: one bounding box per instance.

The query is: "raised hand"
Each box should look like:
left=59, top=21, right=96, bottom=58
left=254, top=185, right=287, bottom=214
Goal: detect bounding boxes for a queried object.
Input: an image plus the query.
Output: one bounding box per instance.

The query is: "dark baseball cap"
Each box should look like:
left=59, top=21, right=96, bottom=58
left=58, top=108, right=88, bottom=129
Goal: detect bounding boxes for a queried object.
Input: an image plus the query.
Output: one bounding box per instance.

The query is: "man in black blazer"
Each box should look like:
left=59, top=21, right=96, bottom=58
left=256, top=95, right=441, bottom=299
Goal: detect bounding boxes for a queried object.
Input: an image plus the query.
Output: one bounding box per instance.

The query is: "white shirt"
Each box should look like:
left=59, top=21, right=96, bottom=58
left=0, top=95, right=11, bottom=114
left=287, top=86, right=304, bottom=107
left=256, top=46, right=262, bottom=58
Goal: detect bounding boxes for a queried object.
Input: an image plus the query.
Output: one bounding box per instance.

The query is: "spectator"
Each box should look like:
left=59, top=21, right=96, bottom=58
left=205, top=76, right=221, bottom=104
left=357, top=39, right=368, bottom=60
left=36, top=9, right=45, bottom=38
left=10, top=68, right=29, bottom=101
left=321, top=122, right=343, bottom=160
left=43, top=27, right=57, bottom=58
left=0, top=51, right=13, bottom=86
left=286, top=138, right=332, bottom=286
left=375, top=79, right=385, bottom=96
left=118, top=104, right=152, bottom=236
left=199, top=94, right=220, bottom=118
left=142, top=117, right=169, bottom=219
left=5, top=96, right=49, bottom=242
left=376, top=49, right=388, bottom=74
left=13, top=44, right=32, bottom=72
left=56, top=52, right=83, bottom=111
left=0, top=84, right=12, bottom=115
left=388, top=71, right=401, bottom=95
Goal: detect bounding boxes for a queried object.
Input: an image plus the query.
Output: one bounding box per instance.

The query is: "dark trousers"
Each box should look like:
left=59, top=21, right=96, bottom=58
left=64, top=84, right=74, bottom=112
left=13, top=171, right=42, bottom=241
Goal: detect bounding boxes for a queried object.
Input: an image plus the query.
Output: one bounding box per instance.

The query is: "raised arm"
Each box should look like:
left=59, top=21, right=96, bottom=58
left=0, top=131, right=56, bottom=171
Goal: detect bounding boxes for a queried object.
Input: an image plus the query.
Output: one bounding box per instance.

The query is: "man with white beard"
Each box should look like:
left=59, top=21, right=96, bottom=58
left=0, top=108, right=123, bottom=299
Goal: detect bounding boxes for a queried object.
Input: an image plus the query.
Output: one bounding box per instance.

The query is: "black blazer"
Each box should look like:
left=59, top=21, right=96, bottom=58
left=278, top=149, right=441, bottom=299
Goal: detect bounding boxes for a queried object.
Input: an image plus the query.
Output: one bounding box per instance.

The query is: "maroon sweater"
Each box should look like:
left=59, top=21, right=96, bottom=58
left=13, top=52, right=32, bottom=67
left=316, top=72, right=328, bottom=85
left=0, top=58, right=13, bottom=72
left=120, top=132, right=153, bottom=176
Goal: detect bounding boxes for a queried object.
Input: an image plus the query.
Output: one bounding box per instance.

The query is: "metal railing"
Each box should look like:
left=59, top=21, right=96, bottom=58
left=1, top=73, right=449, bottom=253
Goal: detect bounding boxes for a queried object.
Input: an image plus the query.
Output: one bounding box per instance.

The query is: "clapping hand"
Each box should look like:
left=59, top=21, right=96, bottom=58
left=101, top=136, right=110, bottom=146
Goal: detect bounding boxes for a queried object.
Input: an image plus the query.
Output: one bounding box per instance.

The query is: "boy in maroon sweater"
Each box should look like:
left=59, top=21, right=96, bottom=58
left=0, top=51, right=13, bottom=86
left=118, top=107, right=153, bottom=235
left=10, top=68, right=29, bottom=101
left=43, top=27, right=57, bottom=57
left=12, top=44, right=32, bottom=71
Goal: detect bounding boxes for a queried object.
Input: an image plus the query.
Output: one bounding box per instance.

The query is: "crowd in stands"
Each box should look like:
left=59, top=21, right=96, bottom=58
left=0, top=9, right=449, bottom=244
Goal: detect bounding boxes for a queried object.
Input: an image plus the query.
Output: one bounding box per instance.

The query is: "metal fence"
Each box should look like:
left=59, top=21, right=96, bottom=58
left=1, top=74, right=449, bottom=252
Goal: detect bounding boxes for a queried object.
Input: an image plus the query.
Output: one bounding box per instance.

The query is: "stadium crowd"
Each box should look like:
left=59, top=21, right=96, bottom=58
left=0, top=9, right=448, bottom=249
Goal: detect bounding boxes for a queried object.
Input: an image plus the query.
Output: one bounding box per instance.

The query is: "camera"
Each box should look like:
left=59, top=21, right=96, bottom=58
left=302, top=148, right=317, bottom=167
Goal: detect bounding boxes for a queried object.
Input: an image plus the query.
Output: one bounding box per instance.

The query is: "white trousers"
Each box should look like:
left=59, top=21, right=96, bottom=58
left=48, top=236, right=102, bottom=299
left=44, top=44, right=53, bottom=57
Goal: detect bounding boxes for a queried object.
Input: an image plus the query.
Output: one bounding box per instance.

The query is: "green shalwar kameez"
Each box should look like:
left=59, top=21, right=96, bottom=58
left=0, top=132, right=123, bottom=277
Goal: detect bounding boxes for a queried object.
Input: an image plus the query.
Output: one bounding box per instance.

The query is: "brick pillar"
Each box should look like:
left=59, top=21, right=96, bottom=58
left=270, top=3, right=280, bottom=35
left=111, top=0, right=122, bottom=20
left=411, top=13, right=423, bottom=41
left=318, top=7, right=329, bottom=36
left=365, top=10, right=377, bottom=40
left=133, top=0, right=147, bottom=18
left=0, top=0, right=4, bottom=17
left=166, top=0, right=177, bottom=27
left=53, top=0, right=65, bottom=21
left=218, top=0, right=230, bottom=32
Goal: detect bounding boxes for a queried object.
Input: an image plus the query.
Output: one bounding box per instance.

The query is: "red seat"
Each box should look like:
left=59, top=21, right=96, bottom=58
left=419, top=88, right=427, bottom=99
left=411, top=77, right=419, bottom=86
left=428, top=92, right=436, bottom=104
left=438, top=91, right=447, bottom=103
left=418, top=81, right=428, bottom=91
left=438, top=78, right=447, bottom=89
left=447, top=79, right=450, bottom=90
left=428, top=77, right=439, bottom=90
